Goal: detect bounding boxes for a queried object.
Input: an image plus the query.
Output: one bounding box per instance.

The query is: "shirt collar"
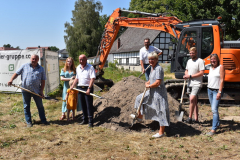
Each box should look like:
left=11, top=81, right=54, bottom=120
left=80, top=63, right=89, bottom=70
left=29, top=63, right=40, bottom=68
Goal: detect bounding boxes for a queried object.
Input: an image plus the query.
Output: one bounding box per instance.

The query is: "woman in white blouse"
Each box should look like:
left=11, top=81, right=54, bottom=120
left=206, top=54, right=225, bottom=136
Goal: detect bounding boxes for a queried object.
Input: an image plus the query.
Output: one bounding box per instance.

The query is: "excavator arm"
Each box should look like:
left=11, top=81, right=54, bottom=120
left=94, top=8, right=182, bottom=76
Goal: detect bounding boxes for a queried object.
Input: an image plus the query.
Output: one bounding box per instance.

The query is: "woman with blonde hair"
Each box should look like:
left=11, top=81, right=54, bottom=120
left=206, top=54, right=225, bottom=136
left=60, top=57, right=77, bottom=120
left=132, top=51, right=170, bottom=138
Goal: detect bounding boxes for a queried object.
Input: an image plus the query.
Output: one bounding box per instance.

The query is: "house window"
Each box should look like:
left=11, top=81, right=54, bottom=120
left=119, top=58, right=122, bottom=65
left=126, top=58, right=129, bottom=65
left=152, top=32, right=172, bottom=63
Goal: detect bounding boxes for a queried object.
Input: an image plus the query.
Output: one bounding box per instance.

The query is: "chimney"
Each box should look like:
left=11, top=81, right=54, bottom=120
left=117, top=38, right=121, bottom=49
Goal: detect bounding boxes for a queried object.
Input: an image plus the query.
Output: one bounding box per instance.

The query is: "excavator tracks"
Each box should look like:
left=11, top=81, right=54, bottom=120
left=165, top=79, right=240, bottom=106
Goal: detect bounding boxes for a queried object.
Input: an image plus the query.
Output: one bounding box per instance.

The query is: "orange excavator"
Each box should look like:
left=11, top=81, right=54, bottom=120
left=93, top=8, right=240, bottom=103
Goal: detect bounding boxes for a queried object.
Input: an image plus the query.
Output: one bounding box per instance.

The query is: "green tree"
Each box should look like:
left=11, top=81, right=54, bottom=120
left=99, top=14, right=109, bottom=32
left=64, top=0, right=103, bottom=60
left=3, top=44, right=21, bottom=49
left=129, top=0, right=168, bottom=18
left=3, top=44, right=13, bottom=48
left=129, top=0, right=240, bottom=40
left=49, top=46, right=59, bottom=52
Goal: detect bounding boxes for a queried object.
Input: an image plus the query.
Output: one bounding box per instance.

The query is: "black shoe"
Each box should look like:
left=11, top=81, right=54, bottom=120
left=43, top=121, right=50, bottom=125
left=88, top=123, right=93, bottom=128
left=192, top=119, right=199, bottom=123
left=185, top=117, right=192, bottom=124
left=79, top=121, right=88, bottom=125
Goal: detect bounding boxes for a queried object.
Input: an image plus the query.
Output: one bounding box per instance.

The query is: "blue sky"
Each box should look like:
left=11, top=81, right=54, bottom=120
left=0, top=0, right=131, bottom=50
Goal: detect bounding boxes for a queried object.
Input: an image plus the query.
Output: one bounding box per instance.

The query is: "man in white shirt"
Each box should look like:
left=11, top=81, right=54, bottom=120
left=139, top=38, right=162, bottom=81
left=183, top=47, right=205, bottom=124
left=71, top=54, right=96, bottom=127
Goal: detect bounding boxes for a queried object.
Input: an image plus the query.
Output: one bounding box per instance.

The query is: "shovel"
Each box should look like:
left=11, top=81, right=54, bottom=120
left=130, top=87, right=147, bottom=127
left=138, top=65, right=151, bottom=78
left=72, top=88, right=104, bottom=99
left=12, top=84, right=49, bottom=99
left=175, top=80, right=186, bottom=121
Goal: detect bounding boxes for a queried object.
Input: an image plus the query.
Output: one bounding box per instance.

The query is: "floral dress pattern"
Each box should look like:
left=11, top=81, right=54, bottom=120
left=134, top=64, right=170, bottom=126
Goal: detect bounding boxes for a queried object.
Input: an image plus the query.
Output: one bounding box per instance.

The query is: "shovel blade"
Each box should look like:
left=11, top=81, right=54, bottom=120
left=129, top=114, right=136, bottom=128
left=175, top=111, right=184, bottom=121
left=130, top=118, right=136, bottom=128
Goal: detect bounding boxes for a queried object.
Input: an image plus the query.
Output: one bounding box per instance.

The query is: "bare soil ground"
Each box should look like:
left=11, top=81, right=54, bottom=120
left=93, top=76, right=179, bottom=133
left=1, top=76, right=240, bottom=159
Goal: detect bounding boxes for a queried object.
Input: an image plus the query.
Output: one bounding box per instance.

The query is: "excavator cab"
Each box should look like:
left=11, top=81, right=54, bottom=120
left=171, top=25, right=215, bottom=79
left=171, top=27, right=201, bottom=78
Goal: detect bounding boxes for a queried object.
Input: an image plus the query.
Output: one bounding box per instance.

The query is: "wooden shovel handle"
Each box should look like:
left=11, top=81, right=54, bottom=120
left=138, top=65, right=151, bottom=78
left=12, top=84, right=44, bottom=99
left=72, top=88, right=103, bottom=99
left=180, top=80, right=186, bottom=104
left=137, top=88, right=148, bottom=116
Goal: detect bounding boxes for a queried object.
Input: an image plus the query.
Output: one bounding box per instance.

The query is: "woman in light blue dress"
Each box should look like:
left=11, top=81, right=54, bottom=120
left=133, top=51, right=170, bottom=138
left=60, top=57, right=81, bottom=120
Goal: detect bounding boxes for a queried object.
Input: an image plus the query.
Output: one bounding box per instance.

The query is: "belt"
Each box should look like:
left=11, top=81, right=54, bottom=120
left=208, top=88, right=218, bottom=92
left=144, top=63, right=149, bottom=65
left=79, top=86, right=88, bottom=89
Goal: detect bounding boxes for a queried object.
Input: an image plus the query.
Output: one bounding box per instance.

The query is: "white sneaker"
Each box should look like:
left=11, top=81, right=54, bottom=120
left=130, top=114, right=136, bottom=119
left=130, top=114, right=143, bottom=123
left=152, top=133, right=165, bottom=138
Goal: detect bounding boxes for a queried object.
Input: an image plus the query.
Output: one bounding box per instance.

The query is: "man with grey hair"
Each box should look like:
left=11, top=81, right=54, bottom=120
left=71, top=54, right=96, bottom=127
left=140, top=38, right=162, bottom=81
left=8, top=54, right=49, bottom=127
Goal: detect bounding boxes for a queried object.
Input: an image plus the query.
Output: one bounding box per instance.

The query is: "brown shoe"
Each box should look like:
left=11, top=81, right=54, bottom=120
left=60, top=115, right=66, bottom=120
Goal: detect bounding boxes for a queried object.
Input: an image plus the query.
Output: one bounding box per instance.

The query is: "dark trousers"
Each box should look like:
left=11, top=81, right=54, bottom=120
left=144, top=64, right=151, bottom=81
left=77, top=86, right=94, bottom=124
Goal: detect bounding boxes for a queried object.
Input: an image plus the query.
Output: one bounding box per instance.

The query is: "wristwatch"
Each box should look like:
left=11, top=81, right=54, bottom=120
left=218, top=91, right=222, bottom=93
left=88, top=87, right=91, bottom=89
left=149, top=85, right=151, bottom=88
left=190, top=75, right=192, bottom=78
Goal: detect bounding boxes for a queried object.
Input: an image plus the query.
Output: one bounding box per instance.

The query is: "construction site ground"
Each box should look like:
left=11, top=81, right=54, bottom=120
left=1, top=75, right=240, bottom=159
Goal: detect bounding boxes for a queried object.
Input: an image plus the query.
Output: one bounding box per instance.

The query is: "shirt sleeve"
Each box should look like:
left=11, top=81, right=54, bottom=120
left=89, top=66, right=96, bottom=79
left=199, top=59, right=205, bottom=71
left=60, top=69, right=65, bottom=76
left=155, top=66, right=163, bottom=80
left=41, top=67, right=46, bottom=80
left=76, top=66, right=79, bottom=79
left=186, top=60, right=189, bottom=70
left=153, top=46, right=162, bottom=53
left=16, top=64, right=24, bottom=75
left=139, top=48, right=143, bottom=60
left=67, top=89, right=70, bottom=93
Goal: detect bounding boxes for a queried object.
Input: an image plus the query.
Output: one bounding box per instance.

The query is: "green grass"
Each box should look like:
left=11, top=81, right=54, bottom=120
left=103, top=67, right=146, bottom=83
left=103, top=62, right=173, bottom=83
left=48, top=62, right=174, bottom=97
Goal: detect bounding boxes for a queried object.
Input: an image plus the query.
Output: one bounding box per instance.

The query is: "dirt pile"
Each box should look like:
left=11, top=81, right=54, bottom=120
left=93, top=76, right=180, bottom=132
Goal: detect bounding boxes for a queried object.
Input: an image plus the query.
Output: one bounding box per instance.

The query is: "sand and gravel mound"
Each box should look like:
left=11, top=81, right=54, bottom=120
left=93, top=76, right=181, bottom=133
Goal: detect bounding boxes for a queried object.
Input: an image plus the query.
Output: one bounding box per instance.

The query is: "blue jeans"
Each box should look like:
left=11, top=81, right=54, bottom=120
left=207, top=88, right=222, bottom=131
left=144, top=64, right=151, bottom=81
left=22, top=92, right=47, bottom=124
